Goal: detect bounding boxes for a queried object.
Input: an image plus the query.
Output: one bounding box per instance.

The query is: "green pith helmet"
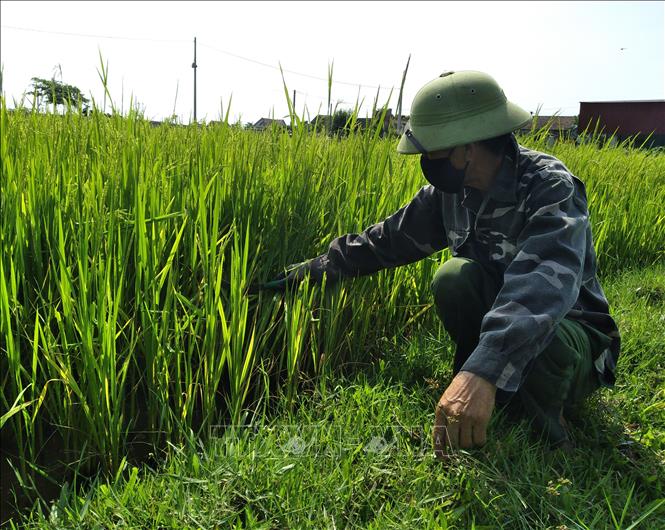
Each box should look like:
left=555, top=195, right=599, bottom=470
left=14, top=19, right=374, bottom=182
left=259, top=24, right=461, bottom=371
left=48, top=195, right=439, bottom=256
left=396, top=71, right=531, bottom=154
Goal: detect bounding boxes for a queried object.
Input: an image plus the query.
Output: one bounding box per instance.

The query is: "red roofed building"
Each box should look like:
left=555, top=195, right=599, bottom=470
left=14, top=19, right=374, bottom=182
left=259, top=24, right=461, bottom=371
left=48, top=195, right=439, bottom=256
left=578, top=100, right=665, bottom=147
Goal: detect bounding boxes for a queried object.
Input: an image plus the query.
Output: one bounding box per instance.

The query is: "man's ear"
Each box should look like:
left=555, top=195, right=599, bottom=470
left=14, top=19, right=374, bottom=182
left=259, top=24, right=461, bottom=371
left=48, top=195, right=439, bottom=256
left=463, top=143, right=475, bottom=163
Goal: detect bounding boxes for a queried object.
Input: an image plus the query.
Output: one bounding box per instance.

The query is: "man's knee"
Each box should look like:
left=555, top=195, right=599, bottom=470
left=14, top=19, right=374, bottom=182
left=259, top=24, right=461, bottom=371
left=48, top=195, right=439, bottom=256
left=521, top=320, right=600, bottom=410
left=430, top=257, right=485, bottom=310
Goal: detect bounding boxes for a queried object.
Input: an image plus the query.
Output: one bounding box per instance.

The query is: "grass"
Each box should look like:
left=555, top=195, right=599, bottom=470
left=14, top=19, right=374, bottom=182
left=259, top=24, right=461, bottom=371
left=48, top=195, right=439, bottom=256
left=10, top=266, right=664, bottom=529
left=1, top=95, right=664, bottom=527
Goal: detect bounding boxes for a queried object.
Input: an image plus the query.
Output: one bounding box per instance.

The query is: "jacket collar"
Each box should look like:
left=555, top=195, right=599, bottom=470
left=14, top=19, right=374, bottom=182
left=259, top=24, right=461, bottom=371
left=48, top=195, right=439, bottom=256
left=486, top=135, right=521, bottom=204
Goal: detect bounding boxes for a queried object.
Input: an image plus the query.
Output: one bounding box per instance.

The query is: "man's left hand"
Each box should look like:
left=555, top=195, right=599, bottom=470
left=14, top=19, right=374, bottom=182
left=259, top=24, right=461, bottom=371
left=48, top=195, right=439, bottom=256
left=433, top=371, right=496, bottom=459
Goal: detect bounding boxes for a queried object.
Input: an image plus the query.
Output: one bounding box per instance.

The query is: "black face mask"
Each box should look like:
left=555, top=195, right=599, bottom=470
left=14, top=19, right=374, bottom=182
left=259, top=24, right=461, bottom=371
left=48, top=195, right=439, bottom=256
left=419, top=155, right=469, bottom=194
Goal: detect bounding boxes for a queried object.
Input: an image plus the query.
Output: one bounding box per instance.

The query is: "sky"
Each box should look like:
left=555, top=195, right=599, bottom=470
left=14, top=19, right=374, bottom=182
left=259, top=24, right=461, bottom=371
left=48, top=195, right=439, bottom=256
left=1, top=1, right=663, bottom=124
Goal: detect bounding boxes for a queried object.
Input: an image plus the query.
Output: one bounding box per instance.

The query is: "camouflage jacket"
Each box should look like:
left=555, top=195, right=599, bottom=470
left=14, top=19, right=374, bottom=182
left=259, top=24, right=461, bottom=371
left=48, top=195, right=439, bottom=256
left=304, top=138, right=620, bottom=393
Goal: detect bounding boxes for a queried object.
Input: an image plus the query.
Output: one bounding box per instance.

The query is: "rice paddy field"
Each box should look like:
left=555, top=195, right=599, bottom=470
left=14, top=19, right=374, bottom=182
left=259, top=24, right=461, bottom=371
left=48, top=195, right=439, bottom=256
left=1, top=98, right=664, bottom=528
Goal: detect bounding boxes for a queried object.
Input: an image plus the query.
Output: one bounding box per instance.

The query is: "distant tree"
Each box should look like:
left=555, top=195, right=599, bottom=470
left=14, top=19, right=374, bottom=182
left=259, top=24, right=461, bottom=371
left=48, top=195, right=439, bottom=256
left=313, top=108, right=355, bottom=137
left=29, top=77, right=90, bottom=113
left=311, top=115, right=330, bottom=133
left=331, top=109, right=352, bottom=135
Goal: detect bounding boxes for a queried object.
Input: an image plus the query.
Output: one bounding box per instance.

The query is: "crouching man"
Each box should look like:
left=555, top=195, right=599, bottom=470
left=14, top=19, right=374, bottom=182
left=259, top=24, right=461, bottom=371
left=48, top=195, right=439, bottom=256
left=268, top=71, right=620, bottom=455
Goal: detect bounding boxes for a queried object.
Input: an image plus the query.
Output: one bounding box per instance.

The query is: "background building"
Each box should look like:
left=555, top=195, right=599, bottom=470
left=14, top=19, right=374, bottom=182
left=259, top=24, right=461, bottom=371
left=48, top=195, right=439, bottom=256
left=578, top=100, right=665, bottom=147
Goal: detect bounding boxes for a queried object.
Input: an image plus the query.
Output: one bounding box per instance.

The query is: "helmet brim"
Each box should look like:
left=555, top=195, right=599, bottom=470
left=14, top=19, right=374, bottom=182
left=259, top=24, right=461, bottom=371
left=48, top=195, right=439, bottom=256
left=397, top=101, right=531, bottom=154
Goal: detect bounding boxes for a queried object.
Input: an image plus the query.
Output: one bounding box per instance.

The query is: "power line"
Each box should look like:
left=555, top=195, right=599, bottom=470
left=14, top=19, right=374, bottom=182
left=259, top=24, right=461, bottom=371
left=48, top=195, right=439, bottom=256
left=3, top=23, right=401, bottom=119
left=2, top=24, right=399, bottom=92
left=0, top=24, right=189, bottom=43
left=198, top=41, right=396, bottom=91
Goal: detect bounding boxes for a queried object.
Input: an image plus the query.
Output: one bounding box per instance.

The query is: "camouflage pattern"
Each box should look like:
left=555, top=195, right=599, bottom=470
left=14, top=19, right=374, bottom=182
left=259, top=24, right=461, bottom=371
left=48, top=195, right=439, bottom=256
left=302, top=135, right=620, bottom=393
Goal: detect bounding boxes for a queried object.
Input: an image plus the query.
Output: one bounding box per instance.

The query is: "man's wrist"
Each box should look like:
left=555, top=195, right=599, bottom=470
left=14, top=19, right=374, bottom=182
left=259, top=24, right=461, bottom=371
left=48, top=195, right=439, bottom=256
left=460, top=344, right=521, bottom=393
left=458, top=370, right=497, bottom=395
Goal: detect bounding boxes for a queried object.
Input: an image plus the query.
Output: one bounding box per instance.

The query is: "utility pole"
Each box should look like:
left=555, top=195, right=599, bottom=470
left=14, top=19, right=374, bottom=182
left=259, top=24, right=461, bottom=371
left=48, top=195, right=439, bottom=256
left=192, top=37, right=197, bottom=123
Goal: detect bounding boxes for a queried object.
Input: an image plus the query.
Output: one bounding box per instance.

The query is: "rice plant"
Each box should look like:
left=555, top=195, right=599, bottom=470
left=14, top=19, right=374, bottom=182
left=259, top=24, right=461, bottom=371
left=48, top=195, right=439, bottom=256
left=1, top=92, right=663, bottom=515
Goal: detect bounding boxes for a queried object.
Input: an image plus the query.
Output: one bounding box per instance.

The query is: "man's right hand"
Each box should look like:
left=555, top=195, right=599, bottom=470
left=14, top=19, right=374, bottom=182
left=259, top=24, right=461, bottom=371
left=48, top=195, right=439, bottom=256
left=261, top=261, right=311, bottom=291
left=432, top=371, right=496, bottom=459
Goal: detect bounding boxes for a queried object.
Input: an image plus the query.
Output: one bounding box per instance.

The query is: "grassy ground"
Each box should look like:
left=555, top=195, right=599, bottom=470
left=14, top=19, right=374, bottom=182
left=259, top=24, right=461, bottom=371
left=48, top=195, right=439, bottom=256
left=9, top=265, right=664, bottom=529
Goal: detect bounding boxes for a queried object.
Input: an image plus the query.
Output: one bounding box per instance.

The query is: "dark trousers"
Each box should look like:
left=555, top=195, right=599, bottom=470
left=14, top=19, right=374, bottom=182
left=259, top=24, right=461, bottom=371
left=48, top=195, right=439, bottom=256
left=431, top=257, right=603, bottom=444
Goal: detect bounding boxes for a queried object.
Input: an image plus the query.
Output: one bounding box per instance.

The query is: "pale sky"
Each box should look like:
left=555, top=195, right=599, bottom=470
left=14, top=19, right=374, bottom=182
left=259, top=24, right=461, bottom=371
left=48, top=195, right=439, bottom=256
left=1, top=1, right=663, bottom=124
